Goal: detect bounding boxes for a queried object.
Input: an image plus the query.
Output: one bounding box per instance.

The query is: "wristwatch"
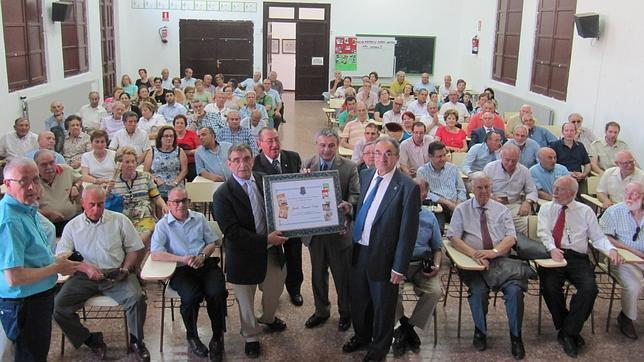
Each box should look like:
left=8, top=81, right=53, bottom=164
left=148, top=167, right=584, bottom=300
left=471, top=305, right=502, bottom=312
left=198, top=252, right=206, bottom=258
left=492, top=248, right=499, bottom=254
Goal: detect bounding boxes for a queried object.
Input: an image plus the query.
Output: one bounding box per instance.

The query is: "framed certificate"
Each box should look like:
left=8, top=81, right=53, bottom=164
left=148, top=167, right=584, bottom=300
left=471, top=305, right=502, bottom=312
left=263, top=171, right=345, bottom=237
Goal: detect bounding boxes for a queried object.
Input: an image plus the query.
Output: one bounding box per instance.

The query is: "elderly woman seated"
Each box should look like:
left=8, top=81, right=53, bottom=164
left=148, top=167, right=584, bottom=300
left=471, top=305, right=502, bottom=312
left=62, top=115, right=91, bottom=169
left=80, top=130, right=117, bottom=185
left=111, top=146, right=168, bottom=247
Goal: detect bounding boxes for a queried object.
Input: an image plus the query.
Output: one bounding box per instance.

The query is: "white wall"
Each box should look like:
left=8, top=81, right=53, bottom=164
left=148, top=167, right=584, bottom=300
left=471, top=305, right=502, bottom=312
left=269, top=22, right=296, bottom=90
left=457, top=0, right=644, bottom=163
left=0, top=0, right=104, bottom=135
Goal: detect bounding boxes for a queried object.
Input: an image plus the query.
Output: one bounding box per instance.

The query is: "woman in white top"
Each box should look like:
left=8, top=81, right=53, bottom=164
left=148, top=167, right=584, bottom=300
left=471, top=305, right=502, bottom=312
left=81, top=129, right=117, bottom=184
left=137, top=101, right=166, bottom=136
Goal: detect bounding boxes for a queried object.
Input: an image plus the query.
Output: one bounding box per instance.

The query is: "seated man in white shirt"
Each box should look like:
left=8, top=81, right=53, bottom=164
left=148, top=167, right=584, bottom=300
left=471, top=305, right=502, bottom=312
left=439, top=89, right=469, bottom=123
left=355, top=80, right=378, bottom=112
left=204, top=91, right=229, bottom=122
left=109, top=111, right=150, bottom=162
left=78, top=91, right=108, bottom=132
left=596, top=150, right=644, bottom=208
left=334, top=77, right=353, bottom=99
left=414, top=73, right=436, bottom=94
left=240, top=71, right=262, bottom=91
left=399, top=122, right=433, bottom=177
left=537, top=176, right=624, bottom=358
left=406, top=89, right=429, bottom=119
left=382, top=97, right=404, bottom=124
left=421, top=101, right=443, bottom=136
left=241, top=109, right=268, bottom=140
left=0, top=118, right=38, bottom=162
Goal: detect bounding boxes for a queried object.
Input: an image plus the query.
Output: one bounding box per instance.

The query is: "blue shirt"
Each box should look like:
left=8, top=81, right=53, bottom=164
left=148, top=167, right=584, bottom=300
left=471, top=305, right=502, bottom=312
left=413, top=208, right=444, bottom=259
left=217, top=127, right=259, bottom=154
left=414, top=81, right=437, bottom=93
left=239, top=104, right=269, bottom=121
left=529, top=126, right=558, bottom=147
left=506, top=138, right=540, bottom=168
left=0, top=195, right=56, bottom=298
left=416, top=162, right=467, bottom=202
left=24, top=149, right=66, bottom=164
left=462, top=143, right=499, bottom=174
left=240, top=78, right=259, bottom=91
left=529, top=163, right=570, bottom=194
left=151, top=210, right=218, bottom=263
left=599, top=203, right=644, bottom=251
left=158, top=102, right=188, bottom=123
left=44, top=113, right=69, bottom=131
left=195, top=142, right=232, bottom=180
left=191, top=112, right=227, bottom=132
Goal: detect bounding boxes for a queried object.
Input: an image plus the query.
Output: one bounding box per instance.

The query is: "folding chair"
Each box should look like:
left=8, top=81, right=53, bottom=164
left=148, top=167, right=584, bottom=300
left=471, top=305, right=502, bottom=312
left=185, top=181, right=222, bottom=219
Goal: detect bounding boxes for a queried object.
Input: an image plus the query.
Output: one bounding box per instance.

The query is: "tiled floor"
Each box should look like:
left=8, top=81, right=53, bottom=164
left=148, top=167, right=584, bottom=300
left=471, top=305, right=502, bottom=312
left=46, top=94, right=643, bottom=361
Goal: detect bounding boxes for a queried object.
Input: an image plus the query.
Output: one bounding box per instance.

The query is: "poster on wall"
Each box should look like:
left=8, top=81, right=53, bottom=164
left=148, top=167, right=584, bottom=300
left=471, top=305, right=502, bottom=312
left=335, top=37, right=357, bottom=71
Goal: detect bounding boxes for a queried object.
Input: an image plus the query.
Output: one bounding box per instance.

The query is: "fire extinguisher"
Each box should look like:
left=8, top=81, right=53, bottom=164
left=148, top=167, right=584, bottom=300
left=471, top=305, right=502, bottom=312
left=159, top=26, right=168, bottom=43
left=472, top=35, right=479, bottom=54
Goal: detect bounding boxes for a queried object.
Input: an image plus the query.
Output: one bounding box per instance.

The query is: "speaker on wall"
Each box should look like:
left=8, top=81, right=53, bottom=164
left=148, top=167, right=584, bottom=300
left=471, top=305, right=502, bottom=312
left=574, top=13, right=600, bottom=38
left=51, top=1, right=72, bottom=22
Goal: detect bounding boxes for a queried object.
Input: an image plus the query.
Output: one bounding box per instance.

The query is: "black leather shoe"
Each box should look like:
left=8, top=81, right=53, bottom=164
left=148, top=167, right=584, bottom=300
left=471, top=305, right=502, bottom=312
left=85, top=332, right=107, bottom=360
left=130, top=341, right=151, bottom=362
left=187, top=337, right=208, bottom=358
left=363, top=351, right=384, bottom=362
left=510, top=335, right=525, bottom=360
left=244, top=341, right=260, bottom=358
left=392, top=326, right=408, bottom=357
left=342, top=335, right=366, bottom=353
left=473, top=328, right=487, bottom=351
left=618, top=311, right=638, bottom=340
left=338, top=316, right=351, bottom=332
left=209, top=334, right=224, bottom=362
left=259, top=316, right=287, bottom=331
left=405, top=324, right=421, bottom=353
left=557, top=331, right=577, bottom=358
left=305, top=314, right=329, bottom=328
left=290, top=293, right=304, bottom=306
left=574, top=334, right=585, bottom=348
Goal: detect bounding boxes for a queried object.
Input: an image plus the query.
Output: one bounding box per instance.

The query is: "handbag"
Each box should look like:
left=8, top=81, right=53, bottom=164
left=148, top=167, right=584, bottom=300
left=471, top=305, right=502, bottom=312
left=481, top=257, right=537, bottom=290
left=514, top=233, right=549, bottom=260
left=105, top=192, right=124, bottom=212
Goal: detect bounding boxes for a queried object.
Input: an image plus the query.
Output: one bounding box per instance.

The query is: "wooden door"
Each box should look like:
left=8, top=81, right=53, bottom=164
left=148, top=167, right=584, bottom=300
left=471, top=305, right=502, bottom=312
left=179, top=20, right=252, bottom=81
left=530, top=0, right=576, bottom=101
left=295, top=21, right=328, bottom=100
left=100, top=0, right=115, bottom=97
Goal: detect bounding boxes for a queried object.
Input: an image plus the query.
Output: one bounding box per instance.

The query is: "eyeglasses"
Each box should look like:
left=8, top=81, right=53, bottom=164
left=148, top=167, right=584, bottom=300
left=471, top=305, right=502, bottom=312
left=634, top=226, right=641, bottom=242
left=6, top=177, right=41, bottom=187
left=570, top=120, right=582, bottom=124
left=617, top=160, right=635, bottom=166
left=374, top=151, right=397, bottom=158
left=169, top=198, right=189, bottom=205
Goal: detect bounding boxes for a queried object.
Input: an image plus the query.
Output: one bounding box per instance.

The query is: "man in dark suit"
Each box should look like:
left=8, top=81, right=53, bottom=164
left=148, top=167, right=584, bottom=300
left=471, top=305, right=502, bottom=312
left=212, top=144, right=288, bottom=358
left=253, top=127, right=305, bottom=306
left=343, top=136, right=420, bottom=362
left=470, top=111, right=507, bottom=145
left=301, top=128, right=360, bottom=332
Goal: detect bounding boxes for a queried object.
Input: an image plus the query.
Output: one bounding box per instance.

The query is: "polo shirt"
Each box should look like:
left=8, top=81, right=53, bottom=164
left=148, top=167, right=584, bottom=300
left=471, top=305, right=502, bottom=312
left=342, top=119, right=371, bottom=147
left=0, top=131, right=38, bottom=160
left=549, top=140, right=590, bottom=172
left=596, top=167, right=644, bottom=203
left=39, top=164, right=82, bottom=220
left=529, top=163, right=570, bottom=194
left=195, top=142, right=233, bottom=180
left=109, top=128, right=150, bottom=156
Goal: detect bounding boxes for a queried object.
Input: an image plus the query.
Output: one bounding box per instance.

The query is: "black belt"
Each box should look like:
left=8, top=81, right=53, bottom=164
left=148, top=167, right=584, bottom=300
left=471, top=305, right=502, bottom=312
left=0, top=286, right=56, bottom=302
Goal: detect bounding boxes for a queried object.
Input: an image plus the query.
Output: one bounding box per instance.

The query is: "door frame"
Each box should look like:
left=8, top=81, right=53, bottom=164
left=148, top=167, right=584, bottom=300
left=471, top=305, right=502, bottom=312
left=262, top=2, right=330, bottom=95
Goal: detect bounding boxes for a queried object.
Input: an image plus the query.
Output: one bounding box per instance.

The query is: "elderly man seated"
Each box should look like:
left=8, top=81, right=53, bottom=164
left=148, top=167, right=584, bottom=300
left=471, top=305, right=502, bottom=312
left=216, top=110, right=259, bottom=154
left=44, top=101, right=69, bottom=132
left=439, top=89, right=469, bottom=123
left=54, top=185, right=150, bottom=361
left=506, top=125, right=540, bottom=168
left=399, top=122, right=434, bottom=177
left=24, top=131, right=66, bottom=164
left=109, top=111, right=150, bottom=161
left=568, top=113, right=596, bottom=151
left=462, top=131, right=502, bottom=174
left=530, top=147, right=570, bottom=201
left=0, top=118, right=38, bottom=161
left=341, top=102, right=373, bottom=150
left=195, top=127, right=232, bottom=182
left=523, top=114, right=557, bottom=147
left=35, top=150, right=82, bottom=236
left=151, top=187, right=228, bottom=360
left=537, top=176, right=623, bottom=358
left=241, top=109, right=268, bottom=139
left=483, top=144, right=538, bottom=235
left=597, top=150, right=643, bottom=209
left=507, top=105, right=540, bottom=138
left=467, top=101, right=506, bottom=137
left=351, top=122, right=380, bottom=163
left=469, top=111, right=507, bottom=145
left=599, top=181, right=644, bottom=340
left=447, top=172, right=526, bottom=359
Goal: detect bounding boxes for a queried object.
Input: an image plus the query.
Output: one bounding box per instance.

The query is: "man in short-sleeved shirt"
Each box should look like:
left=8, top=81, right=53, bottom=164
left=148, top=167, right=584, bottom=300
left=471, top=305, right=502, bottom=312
left=596, top=151, right=643, bottom=207
left=0, top=118, right=38, bottom=161
left=195, top=127, right=232, bottom=182
left=158, top=92, right=188, bottom=123
left=530, top=147, right=570, bottom=200
left=589, top=121, right=631, bottom=175
left=549, top=123, right=590, bottom=186
left=341, top=102, right=372, bottom=150
left=399, top=122, right=433, bottom=177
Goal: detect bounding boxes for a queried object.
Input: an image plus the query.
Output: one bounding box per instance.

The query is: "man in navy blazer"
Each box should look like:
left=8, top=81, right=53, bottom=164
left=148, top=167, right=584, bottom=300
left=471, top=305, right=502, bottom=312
left=252, top=127, right=305, bottom=306
left=470, top=111, right=507, bottom=145
left=212, top=143, right=288, bottom=358
left=342, top=136, right=420, bottom=361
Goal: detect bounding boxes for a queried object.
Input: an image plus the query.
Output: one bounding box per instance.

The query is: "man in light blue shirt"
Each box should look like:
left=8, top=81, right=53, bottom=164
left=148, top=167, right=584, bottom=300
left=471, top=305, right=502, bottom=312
left=44, top=101, right=69, bottom=132
left=462, top=131, right=502, bottom=174
left=529, top=147, right=570, bottom=200
left=240, top=71, right=262, bottom=92
left=24, top=131, right=66, bottom=164
left=523, top=115, right=557, bottom=147
left=195, top=127, right=232, bottom=181
left=151, top=187, right=227, bottom=359
left=506, top=125, right=540, bottom=168
left=180, top=68, right=196, bottom=89
left=414, top=73, right=437, bottom=94
left=158, top=91, right=187, bottom=123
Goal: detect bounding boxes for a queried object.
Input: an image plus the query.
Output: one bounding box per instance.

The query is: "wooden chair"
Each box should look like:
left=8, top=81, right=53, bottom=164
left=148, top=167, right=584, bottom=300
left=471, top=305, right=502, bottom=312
left=580, top=176, right=604, bottom=214
left=185, top=180, right=223, bottom=219
left=543, top=124, right=561, bottom=138
left=449, top=152, right=467, bottom=168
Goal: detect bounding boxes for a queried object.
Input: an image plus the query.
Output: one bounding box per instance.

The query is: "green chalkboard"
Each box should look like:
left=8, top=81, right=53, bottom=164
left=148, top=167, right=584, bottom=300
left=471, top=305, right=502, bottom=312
left=394, top=36, right=436, bottom=74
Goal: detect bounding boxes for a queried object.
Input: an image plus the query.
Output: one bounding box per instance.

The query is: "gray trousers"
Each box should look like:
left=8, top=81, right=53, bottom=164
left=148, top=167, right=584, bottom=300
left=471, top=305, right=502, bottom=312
left=231, top=252, right=286, bottom=342
left=53, top=273, right=147, bottom=348
left=308, top=238, right=352, bottom=319
left=395, top=261, right=442, bottom=331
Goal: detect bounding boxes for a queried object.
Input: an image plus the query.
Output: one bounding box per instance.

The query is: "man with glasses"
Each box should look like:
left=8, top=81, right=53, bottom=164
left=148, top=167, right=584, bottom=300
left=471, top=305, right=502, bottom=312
left=0, top=157, right=79, bottom=361
left=343, top=137, right=420, bottom=361
left=382, top=97, right=404, bottom=124
left=212, top=144, right=288, bottom=358
left=599, top=181, right=644, bottom=340
left=151, top=187, right=228, bottom=360
left=538, top=176, right=623, bottom=358
left=253, top=128, right=304, bottom=307
left=568, top=113, right=596, bottom=151
left=597, top=150, right=643, bottom=208
left=302, top=128, right=359, bottom=331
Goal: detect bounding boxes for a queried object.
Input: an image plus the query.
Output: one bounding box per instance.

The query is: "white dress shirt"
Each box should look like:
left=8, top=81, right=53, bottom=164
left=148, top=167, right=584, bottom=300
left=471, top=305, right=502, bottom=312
left=109, top=128, right=150, bottom=156
left=0, top=131, right=38, bottom=160
left=78, top=104, right=108, bottom=131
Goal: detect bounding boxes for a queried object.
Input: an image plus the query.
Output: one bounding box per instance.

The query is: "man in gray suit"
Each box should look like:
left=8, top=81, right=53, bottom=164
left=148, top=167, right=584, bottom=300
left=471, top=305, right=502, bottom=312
left=301, top=128, right=360, bottom=332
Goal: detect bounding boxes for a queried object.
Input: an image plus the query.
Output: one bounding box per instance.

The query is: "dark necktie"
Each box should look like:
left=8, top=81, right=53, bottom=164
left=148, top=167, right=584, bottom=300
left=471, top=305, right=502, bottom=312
left=321, top=162, right=328, bottom=171
left=552, top=205, right=568, bottom=248
left=271, top=159, right=281, bottom=174
left=352, top=176, right=383, bottom=242
left=479, top=207, right=494, bottom=250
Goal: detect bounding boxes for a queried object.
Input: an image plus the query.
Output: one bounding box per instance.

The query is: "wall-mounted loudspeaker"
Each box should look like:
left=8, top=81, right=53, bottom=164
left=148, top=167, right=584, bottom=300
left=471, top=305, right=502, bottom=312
left=574, top=13, right=600, bottom=38
left=51, top=1, right=72, bottom=22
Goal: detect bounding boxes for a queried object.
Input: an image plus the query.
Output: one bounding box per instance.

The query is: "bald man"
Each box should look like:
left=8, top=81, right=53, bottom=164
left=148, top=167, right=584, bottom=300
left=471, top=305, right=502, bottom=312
left=530, top=147, right=570, bottom=200
left=24, top=131, right=66, bottom=164
left=597, top=150, right=643, bottom=208
left=44, top=101, right=69, bottom=131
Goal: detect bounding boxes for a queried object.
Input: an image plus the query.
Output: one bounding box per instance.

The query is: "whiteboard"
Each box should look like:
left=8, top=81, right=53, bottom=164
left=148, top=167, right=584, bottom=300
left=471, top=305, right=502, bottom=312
left=341, top=36, right=396, bottom=78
